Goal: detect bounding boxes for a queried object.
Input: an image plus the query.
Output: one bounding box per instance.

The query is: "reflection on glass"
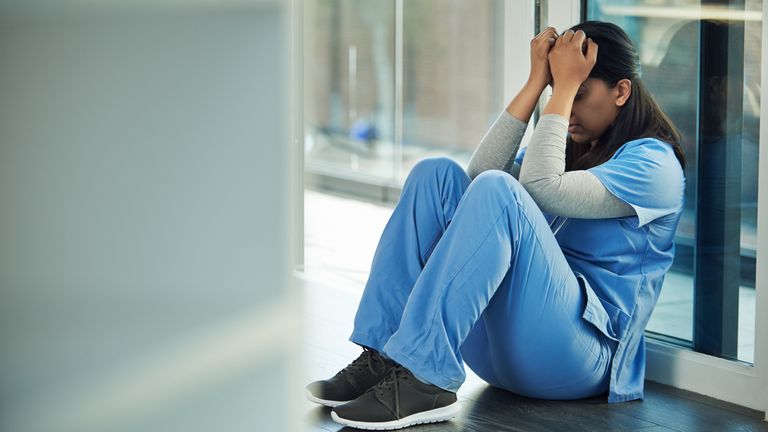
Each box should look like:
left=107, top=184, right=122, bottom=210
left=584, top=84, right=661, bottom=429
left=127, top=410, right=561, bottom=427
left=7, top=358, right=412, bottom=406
left=304, top=0, right=396, bottom=181
left=303, top=0, right=504, bottom=185
left=588, top=0, right=760, bottom=363
left=401, top=0, right=505, bottom=181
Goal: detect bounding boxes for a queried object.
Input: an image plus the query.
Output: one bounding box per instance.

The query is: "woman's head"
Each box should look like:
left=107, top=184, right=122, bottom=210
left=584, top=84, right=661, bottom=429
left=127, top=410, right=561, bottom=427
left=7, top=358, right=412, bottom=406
left=559, top=20, right=686, bottom=171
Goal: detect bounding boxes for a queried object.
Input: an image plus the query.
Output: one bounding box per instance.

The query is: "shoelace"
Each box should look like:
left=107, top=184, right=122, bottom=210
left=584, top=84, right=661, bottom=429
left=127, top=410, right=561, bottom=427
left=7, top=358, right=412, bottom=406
left=337, top=346, right=390, bottom=379
left=373, top=365, right=411, bottom=419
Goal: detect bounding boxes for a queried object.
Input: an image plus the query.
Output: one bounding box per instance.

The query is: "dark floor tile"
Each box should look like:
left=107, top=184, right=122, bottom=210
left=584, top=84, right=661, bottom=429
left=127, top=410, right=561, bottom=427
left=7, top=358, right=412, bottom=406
left=604, top=383, right=768, bottom=432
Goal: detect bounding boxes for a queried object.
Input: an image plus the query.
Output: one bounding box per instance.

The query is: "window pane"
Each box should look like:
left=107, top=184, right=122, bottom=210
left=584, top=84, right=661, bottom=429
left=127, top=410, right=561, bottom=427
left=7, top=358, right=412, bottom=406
left=588, top=0, right=760, bottom=363
left=303, top=0, right=505, bottom=193
left=401, top=0, right=505, bottom=181
left=304, top=0, right=396, bottom=181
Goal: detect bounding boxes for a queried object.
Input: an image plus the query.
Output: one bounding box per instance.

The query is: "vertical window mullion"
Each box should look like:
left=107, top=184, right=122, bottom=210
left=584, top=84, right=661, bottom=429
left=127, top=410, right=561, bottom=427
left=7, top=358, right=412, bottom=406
left=394, top=0, right=403, bottom=184
left=693, top=14, right=745, bottom=359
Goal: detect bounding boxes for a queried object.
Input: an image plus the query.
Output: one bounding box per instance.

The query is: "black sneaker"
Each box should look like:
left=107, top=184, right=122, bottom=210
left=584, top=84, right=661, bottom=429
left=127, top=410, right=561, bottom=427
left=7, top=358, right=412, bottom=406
left=330, top=364, right=461, bottom=430
left=305, top=346, right=397, bottom=407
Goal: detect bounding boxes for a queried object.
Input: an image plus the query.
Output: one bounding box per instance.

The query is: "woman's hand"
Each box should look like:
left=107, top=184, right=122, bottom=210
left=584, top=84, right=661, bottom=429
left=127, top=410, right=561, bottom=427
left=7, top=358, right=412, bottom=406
left=528, top=27, right=559, bottom=90
left=541, top=30, right=598, bottom=117
left=548, top=29, right=598, bottom=92
left=504, top=27, right=559, bottom=122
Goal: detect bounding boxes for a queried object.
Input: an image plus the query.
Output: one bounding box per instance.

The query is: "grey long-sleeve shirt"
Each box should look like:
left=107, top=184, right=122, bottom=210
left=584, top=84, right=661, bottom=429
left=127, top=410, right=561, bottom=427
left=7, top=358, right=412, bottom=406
left=466, top=110, right=636, bottom=219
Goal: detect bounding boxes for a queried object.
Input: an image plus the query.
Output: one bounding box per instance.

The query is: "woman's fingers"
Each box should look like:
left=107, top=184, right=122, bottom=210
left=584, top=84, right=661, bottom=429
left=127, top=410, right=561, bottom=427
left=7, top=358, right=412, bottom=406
left=585, top=37, right=598, bottom=65
left=547, top=30, right=598, bottom=87
left=545, top=30, right=557, bottom=45
left=555, top=29, right=571, bottom=46
left=572, top=29, right=587, bottom=50
left=554, top=29, right=589, bottom=54
left=535, top=27, right=557, bottom=38
left=528, top=27, right=559, bottom=88
left=532, top=27, right=558, bottom=51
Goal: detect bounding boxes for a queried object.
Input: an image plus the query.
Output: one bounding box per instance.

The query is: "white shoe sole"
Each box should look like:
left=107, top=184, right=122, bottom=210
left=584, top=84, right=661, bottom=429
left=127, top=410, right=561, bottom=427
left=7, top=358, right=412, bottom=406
left=304, top=388, right=348, bottom=408
left=330, top=401, right=462, bottom=430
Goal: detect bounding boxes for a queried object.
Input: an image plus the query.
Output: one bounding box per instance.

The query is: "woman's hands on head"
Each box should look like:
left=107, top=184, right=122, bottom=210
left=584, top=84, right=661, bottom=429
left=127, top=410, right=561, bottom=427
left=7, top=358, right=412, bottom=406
left=511, top=26, right=596, bottom=122
left=548, top=29, right=598, bottom=92
left=528, top=27, right=559, bottom=89
left=540, top=29, right=598, bottom=118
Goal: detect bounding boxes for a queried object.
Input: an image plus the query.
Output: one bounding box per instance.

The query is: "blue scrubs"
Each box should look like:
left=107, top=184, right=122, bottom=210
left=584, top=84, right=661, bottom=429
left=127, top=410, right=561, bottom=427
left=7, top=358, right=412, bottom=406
left=349, top=137, right=685, bottom=403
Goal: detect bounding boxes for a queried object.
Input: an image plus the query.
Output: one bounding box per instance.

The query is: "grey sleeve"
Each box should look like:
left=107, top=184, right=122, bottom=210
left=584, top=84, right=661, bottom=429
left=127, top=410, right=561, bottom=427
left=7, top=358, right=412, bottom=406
left=466, top=110, right=528, bottom=180
left=518, top=113, right=636, bottom=219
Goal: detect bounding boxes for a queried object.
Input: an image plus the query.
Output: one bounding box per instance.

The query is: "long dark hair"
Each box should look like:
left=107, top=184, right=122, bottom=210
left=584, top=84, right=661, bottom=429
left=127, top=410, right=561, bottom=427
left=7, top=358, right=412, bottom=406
left=563, top=21, right=686, bottom=172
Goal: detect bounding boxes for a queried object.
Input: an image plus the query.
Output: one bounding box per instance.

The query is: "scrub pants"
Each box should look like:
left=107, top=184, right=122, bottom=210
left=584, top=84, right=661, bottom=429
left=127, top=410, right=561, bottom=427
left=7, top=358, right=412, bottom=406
left=349, top=157, right=617, bottom=400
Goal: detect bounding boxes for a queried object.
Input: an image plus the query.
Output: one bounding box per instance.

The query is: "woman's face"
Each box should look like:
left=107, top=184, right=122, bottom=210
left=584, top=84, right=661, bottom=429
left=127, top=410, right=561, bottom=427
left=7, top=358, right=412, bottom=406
left=566, top=77, right=631, bottom=147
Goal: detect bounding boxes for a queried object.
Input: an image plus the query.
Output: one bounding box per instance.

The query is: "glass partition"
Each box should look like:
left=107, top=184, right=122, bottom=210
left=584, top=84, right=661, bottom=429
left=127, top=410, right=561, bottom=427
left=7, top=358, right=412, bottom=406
left=303, top=0, right=504, bottom=193
left=400, top=0, right=505, bottom=181
left=303, top=0, right=396, bottom=182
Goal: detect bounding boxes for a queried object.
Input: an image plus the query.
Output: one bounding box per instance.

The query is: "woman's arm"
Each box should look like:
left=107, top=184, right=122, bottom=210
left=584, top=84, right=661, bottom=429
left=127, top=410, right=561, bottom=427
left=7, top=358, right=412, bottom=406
left=518, top=113, right=636, bottom=218
left=467, top=27, right=560, bottom=180
left=466, top=80, right=545, bottom=180
left=518, top=30, right=636, bottom=219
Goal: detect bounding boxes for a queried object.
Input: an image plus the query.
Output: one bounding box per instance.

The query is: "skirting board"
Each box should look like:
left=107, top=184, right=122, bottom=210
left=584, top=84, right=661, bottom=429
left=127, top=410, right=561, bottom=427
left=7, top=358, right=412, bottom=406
left=646, top=338, right=767, bottom=421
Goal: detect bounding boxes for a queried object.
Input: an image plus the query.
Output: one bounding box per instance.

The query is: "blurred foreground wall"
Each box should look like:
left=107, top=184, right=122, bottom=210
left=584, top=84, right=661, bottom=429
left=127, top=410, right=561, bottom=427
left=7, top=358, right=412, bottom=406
left=0, top=1, right=301, bottom=431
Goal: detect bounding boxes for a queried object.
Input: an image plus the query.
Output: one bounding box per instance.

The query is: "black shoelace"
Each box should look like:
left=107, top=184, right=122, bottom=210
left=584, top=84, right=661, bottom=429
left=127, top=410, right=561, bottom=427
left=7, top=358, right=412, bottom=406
left=337, top=346, right=390, bottom=379
left=373, top=365, right=411, bottom=419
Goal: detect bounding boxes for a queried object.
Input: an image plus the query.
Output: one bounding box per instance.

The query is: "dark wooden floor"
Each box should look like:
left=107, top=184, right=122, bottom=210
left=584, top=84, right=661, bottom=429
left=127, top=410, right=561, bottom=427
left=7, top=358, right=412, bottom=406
left=300, top=275, right=768, bottom=432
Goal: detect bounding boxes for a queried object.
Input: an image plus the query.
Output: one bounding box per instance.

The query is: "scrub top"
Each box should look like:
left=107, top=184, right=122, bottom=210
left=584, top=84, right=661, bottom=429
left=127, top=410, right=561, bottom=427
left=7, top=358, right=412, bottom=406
left=514, top=137, right=686, bottom=403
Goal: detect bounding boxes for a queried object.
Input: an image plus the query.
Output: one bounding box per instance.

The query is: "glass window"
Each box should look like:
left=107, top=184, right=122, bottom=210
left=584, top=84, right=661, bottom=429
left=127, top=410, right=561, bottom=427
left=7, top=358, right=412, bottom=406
left=588, top=0, right=760, bottom=363
left=303, top=0, right=396, bottom=182
left=401, top=0, right=505, bottom=180
left=303, top=0, right=504, bottom=192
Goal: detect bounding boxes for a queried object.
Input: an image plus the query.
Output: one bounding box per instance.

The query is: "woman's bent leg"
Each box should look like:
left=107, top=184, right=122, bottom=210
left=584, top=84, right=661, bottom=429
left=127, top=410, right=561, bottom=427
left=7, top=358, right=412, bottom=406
left=349, top=157, right=471, bottom=353
left=380, top=169, right=614, bottom=398
left=460, top=258, right=615, bottom=400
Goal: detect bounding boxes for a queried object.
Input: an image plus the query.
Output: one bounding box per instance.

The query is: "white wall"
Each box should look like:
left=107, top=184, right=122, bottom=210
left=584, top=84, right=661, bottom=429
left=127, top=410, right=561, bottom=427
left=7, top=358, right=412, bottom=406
left=0, top=2, right=301, bottom=431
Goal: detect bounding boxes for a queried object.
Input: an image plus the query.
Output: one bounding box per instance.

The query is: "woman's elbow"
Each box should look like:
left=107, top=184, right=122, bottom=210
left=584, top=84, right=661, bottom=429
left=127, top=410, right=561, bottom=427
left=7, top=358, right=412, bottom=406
left=518, top=178, right=557, bottom=208
left=518, top=172, right=539, bottom=189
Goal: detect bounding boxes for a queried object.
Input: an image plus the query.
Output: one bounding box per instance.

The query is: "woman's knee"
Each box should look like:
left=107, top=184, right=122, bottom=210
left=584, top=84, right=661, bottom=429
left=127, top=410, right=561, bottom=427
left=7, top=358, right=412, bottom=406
left=469, top=169, right=526, bottom=198
left=408, top=156, right=466, bottom=182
